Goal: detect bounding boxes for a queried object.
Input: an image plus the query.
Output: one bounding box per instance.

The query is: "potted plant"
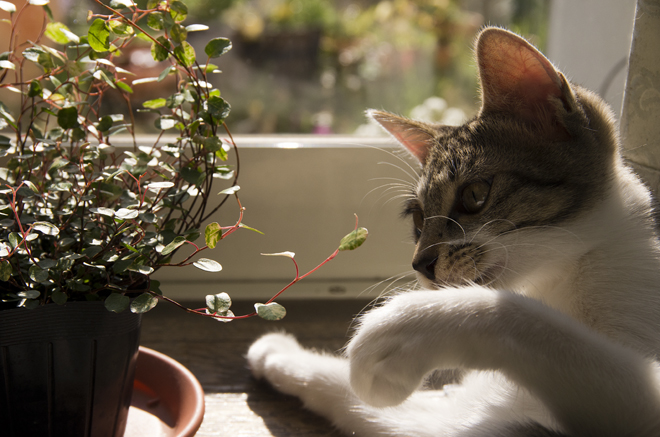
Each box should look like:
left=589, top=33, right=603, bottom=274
left=0, top=0, right=366, bottom=435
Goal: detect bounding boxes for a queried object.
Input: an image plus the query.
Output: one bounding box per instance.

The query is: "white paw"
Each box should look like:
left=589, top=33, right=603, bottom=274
left=247, top=332, right=303, bottom=380
left=346, top=299, right=429, bottom=407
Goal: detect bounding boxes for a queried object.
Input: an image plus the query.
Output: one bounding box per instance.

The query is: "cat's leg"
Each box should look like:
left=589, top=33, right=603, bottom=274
left=248, top=332, right=513, bottom=437
left=347, top=286, right=660, bottom=436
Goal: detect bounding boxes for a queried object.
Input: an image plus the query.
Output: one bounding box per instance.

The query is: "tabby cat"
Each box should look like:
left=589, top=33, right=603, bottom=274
left=247, top=27, right=660, bottom=436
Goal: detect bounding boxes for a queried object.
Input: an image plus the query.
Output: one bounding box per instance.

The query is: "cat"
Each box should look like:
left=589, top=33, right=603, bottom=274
left=247, top=27, right=660, bottom=436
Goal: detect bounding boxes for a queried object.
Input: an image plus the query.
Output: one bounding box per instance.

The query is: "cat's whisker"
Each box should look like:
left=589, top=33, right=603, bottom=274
left=358, top=271, right=419, bottom=300
left=469, top=219, right=518, bottom=246
left=424, top=214, right=468, bottom=242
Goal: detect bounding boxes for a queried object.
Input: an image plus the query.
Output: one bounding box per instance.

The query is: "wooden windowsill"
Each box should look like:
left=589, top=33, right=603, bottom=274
left=140, top=298, right=372, bottom=436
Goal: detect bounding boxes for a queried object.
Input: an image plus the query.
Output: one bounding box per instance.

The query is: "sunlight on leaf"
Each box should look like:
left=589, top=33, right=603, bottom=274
left=193, top=258, right=222, bottom=272
left=255, top=302, right=286, bottom=321
left=204, top=222, right=222, bottom=249
left=338, top=227, right=368, bottom=251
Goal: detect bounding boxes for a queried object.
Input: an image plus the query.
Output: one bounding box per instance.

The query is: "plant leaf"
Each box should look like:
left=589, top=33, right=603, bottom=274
left=0, top=260, right=12, bottom=281
left=90, top=207, right=115, bottom=217
left=28, top=80, right=43, bottom=97
left=173, top=41, right=195, bottom=67
left=57, top=106, right=79, bottom=130
left=130, top=293, right=159, bottom=313
left=169, top=0, right=187, bottom=22
left=45, top=22, right=78, bottom=44
left=218, top=185, right=239, bottom=195
left=151, top=36, right=171, bottom=62
left=206, top=292, right=231, bottom=314
left=115, top=208, right=138, bottom=220
left=115, top=80, right=133, bottom=93
left=205, top=37, right=232, bottom=58
left=207, top=95, right=231, bottom=121
left=143, top=98, right=166, bottom=109
left=105, top=292, right=130, bottom=313
left=51, top=290, right=67, bottom=305
left=204, top=222, right=222, bottom=249
left=32, top=221, right=59, bottom=236
left=186, top=24, right=209, bottom=32
left=160, top=235, right=185, bottom=255
left=192, top=258, right=222, bottom=272
left=255, top=302, right=286, bottom=321
left=261, top=251, right=295, bottom=259
left=338, top=227, right=368, bottom=251
left=0, top=1, right=16, bottom=13
left=157, top=65, right=173, bottom=81
left=88, top=18, right=110, bottom=52
left=17, top=289, right=40, bottom=299
left=29, top=265, right=49, bottom=282
left=147, top=12, right=164, bottom=30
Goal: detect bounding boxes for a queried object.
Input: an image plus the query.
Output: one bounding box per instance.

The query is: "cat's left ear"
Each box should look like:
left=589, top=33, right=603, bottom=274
left=368, top=109, right=437, bottom=164
left=476, top=27, right=578, bottom=140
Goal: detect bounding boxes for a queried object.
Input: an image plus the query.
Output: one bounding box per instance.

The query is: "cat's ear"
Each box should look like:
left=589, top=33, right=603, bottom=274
left=476, top=27, right=577, bottom=139
left=367, top=109, right=436, bottom=163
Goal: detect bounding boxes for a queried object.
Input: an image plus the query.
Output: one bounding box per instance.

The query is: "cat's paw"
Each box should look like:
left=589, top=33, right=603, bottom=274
left=247, top=332, right=303, bottom=380
left=346, top=297, right=430, bottom=408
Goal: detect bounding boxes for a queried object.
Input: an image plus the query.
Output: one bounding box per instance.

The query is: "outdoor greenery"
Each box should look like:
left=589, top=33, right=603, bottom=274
left=0, top=0, right=366, bottom=320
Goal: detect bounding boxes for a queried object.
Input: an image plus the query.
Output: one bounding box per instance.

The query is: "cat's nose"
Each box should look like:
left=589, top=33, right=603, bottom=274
left=413, top=255, right=437, bottom=281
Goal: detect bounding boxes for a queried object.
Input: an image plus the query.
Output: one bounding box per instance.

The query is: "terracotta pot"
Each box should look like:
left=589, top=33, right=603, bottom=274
left=0, top=301, right=141, bottom=437
left=127, top=347, right=205, bottom=437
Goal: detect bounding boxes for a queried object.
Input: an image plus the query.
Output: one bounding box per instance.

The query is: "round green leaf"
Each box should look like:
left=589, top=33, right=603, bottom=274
left=207, top=95, right=231, bottom=121
left=130, top=293, right=159, bottom=313
left=169, top=0, right=188, bottom=22
left=255, top=302, right=286, bottom=321
left=147, top=12, right=164, bottom=30
left=88, top=18, right=110, bottom=52
left=205, top=37, right=232, bottom=58
left=174, top=41, right=195, bottom=67
left=105, top=292, right=130, bottom=313
left=28, top=80, right=43, bottom=97
left=151, top=36, right=171, bottom=62
left=51, top=290, right=67, bottom=305
left=96, top=116, right=113, bottom=132
left=192, top=258, right=222, bottom=272
left=170, top=23, right=187, bottom=44
left=204, top=222, right=222, bottom=249
left=28, top=266, right=49, bottom=283
left=338, top=227, right=368, bottom=251
left=206, top=292, right=231, bottom=314
left=57, top=107, right=79, bottom=130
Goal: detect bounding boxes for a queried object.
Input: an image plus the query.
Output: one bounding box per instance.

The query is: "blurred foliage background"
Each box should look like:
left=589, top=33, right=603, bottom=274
left=46, top=0, right=550, bottom=134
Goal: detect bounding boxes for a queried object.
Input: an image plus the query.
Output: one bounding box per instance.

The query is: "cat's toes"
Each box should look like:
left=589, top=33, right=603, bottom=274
left=247, top=332, right=302, bottom=380
left=350, top=361, right=416, bottom=408
left=347, top=331, right=421, bottom=407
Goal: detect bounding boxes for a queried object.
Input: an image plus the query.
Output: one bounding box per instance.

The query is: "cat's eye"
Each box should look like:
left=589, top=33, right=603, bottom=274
left=403, top=201, right=425, bottom=239
left=460, top=181, right=491, bottom=214
left=411, top=209, right=425, bottom=237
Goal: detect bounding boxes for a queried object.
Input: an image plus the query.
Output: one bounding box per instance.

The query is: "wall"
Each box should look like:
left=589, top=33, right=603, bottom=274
left=151, top=136, right=420, bottom=301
